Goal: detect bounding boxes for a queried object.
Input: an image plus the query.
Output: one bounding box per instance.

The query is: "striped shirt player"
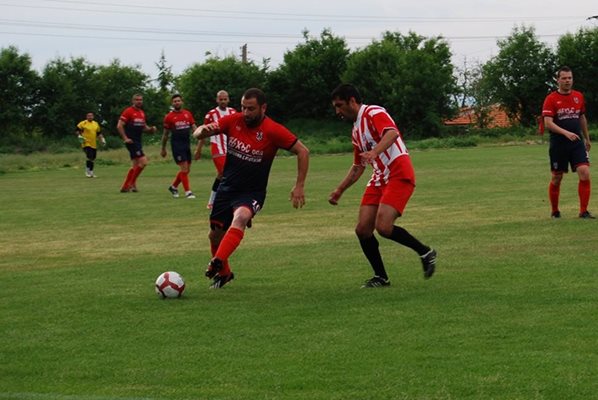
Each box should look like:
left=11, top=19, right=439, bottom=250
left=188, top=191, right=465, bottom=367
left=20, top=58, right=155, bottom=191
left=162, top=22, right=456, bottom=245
left=329, top=84, right=436, bottom=288
left=542, top=66, right=593, bottom=219
left=116, top=94, right=157, bottom=192
left=193, top=88, right=309, bottom=289
left=161, top=94, right=198, bottom=199
left=199, top=90, right=238, bottom=209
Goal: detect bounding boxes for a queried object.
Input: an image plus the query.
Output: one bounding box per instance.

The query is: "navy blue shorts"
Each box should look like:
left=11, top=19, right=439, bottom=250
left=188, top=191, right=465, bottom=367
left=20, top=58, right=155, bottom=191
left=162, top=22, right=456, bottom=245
left=549, top=139, right=589, bottom=173
left=126, top=141, right=144, bottom=159
left=172, top=144, right=192, bottom=164
left=83, top=146, right=97, bottom=161
left=210, top=191, right=266, bottom=230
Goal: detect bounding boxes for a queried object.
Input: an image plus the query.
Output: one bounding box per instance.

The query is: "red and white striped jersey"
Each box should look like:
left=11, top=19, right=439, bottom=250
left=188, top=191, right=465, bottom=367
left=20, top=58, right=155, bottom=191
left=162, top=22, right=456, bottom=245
left=204, top=107, right=237, bottom=155
left=352, top=104, right=415, bottom=186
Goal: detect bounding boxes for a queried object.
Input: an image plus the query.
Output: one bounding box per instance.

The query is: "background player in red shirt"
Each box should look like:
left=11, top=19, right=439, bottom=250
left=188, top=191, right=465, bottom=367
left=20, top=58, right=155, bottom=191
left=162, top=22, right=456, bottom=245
left=328, top=84, right=436, bottom=288
left=117, top=94, right=157, bottom=192
left=195, top=90, right=237, bottom=208
left=542, top=66, right=593, bottom=219
left=193, top=88, right=310, bottom=289
left=161, top=94, right=198, bottom=199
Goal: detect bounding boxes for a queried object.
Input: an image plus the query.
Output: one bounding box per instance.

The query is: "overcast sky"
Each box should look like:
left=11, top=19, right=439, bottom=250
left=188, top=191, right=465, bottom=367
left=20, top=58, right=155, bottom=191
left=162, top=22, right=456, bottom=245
left=1, top=0, right=596, bottom=79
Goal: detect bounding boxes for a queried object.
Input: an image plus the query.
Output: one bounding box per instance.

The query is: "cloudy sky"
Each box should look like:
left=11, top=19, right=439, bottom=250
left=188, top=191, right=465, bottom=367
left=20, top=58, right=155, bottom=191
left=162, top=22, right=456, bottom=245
left=1, top=0, right=596, bottom=78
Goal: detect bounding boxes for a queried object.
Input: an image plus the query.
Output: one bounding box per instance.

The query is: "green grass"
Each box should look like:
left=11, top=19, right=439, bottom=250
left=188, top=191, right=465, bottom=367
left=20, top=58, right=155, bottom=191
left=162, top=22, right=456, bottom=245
left=1, top=145, right=597, bottom=400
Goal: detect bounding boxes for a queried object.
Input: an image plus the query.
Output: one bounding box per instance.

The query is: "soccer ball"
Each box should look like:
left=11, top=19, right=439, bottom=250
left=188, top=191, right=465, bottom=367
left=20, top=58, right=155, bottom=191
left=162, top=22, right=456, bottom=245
left=155, top=271, right=185, bottom=299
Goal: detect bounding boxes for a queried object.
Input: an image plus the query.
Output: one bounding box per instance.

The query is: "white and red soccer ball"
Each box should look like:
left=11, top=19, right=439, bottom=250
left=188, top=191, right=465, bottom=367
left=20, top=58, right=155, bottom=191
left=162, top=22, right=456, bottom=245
left=155, top=271, right=185, bottom=299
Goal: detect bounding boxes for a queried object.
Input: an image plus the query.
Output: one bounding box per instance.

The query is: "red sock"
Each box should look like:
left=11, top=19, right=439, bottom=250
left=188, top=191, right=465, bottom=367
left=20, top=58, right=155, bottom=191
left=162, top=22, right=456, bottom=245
left=549, top=182, right=560, bottom=213
left=172, top=171, right=181, bottom=188
left=180, top=171, right=190, bottom=192
left=210, top=241, right=231, bottom=275
left=578, top=180, right=591, bottom=214
left=121, top=167, right=135, bottom=190
left=215, top=227, right=244, bottom=263
left=131, top=165, right=144, bottom=186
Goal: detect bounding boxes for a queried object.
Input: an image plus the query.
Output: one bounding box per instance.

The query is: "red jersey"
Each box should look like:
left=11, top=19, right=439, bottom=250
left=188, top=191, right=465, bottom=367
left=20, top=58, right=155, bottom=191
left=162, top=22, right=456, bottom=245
left=215, top=113, right=297, bottom=192
left=204, top=107, right=237, bottom=155
left=119, top=106, right=147, bottom=143
left=352, top=104, right=415, bottom=186
left=542, top=90, right=586, bottom=142
left=163, top=109, right=195, bottom=147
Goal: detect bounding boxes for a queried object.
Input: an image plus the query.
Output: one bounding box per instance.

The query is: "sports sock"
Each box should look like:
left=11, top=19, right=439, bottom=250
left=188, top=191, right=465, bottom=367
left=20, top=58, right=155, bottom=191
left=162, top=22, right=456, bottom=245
left=214, top=227, right=244, bottom=263
left=172, top=172, right=181, bottom=188
left=210, top=240, right=231, bottom=275
left=131, top=165, right=144, bottom=186
left=121, top=167, right=135, bottom=190
left=86, top=160, right=93, bottom=171
left=549, top=181, right=560, bottom=213
left=578, top=180, right=591, bottom=214
left=358, top=235, right=387, bottom=280
left=388, top=226, right=430, bottom=256
left=180, top=171, right=190, bottom=192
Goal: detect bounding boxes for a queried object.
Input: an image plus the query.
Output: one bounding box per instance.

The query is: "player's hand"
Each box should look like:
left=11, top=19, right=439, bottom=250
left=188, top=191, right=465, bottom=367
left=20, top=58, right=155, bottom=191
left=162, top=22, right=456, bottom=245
left=194, top=150, right=202, bottom=160
left=359, top=150, right=377, bottom=164
left=566, top=132, right=580, bottom=141
left=151, top=126, right=157, bottom=133
left=123, top=137, right=133, bottom=144
left=100, top=137, right=106, bottom=146
left=77, top=135, right=84, bottom=144
left=290, top=185, right=305, bottom=209
left=586, top=140, right=592, bottom=151
left=193, top=123, right=218, bottom=139
left=160, top=148, right=167, bottom=158
left=328, top=189, right=342, bottom=205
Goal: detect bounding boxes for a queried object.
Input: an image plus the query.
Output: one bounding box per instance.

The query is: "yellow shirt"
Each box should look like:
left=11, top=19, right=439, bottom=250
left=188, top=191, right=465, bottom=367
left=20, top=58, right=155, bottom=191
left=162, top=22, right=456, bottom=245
left=77, top=120, right=102, bottom=149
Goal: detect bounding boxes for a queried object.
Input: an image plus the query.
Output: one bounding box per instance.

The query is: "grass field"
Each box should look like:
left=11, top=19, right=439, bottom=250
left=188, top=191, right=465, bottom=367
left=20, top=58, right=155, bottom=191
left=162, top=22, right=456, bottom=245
left=1, top=144, right=597, bottom=400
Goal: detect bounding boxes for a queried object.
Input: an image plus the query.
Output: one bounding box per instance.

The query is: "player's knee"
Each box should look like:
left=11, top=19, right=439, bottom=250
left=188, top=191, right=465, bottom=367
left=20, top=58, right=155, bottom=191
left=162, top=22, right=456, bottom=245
left=375, top=222, right=394, bottom=239
left=355, top=225, right=374, bottom=240
left=551, top=173, right=563, bottom=185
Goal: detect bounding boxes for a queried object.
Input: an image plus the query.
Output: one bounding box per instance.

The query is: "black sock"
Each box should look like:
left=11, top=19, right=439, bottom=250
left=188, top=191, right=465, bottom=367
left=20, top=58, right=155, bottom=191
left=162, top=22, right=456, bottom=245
left=388, top=226, right=430, bottom=256
left=358, top=235, right=388, bottom=280
left=212, top=178, right=221, bottom=192
left=86, top=160, right=93, bottom=171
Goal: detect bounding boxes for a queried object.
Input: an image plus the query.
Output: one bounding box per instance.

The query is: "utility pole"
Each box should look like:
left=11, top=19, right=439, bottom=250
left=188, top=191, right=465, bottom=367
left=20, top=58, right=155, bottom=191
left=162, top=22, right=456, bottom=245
left=240, top=44, right=247, bottom=63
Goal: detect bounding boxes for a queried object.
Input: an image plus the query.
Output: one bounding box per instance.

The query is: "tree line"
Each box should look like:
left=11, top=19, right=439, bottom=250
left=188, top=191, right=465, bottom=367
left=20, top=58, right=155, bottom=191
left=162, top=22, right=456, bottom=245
left=1, top=25, right=596, bottom=147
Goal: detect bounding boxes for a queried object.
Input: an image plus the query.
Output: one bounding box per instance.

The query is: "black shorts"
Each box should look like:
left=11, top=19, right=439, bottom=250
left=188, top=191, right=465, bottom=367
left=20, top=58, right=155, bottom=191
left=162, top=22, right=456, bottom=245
left=172, top=144, right=192, bottom=164
left=549, top=139, right=589, bottom=173
left=126, top=142, right=144, bottom=159
left=83, top=146, right=97, bottom=161
left=210, top=190, right=266, bottom=230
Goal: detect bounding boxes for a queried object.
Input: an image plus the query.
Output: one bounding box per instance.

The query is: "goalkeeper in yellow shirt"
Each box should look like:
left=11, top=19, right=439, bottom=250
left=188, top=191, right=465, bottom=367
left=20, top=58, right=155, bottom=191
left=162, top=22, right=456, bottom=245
left=76, top=112, right=105, bottom=178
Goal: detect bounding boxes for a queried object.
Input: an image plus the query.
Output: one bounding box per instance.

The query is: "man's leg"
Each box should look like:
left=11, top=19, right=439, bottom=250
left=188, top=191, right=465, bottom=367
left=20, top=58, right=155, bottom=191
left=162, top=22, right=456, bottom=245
left=576, top=165, right=593, bottom=218
left=549, top=172, right=563, bottom=217
left=356, top=205, right=389, bottom=284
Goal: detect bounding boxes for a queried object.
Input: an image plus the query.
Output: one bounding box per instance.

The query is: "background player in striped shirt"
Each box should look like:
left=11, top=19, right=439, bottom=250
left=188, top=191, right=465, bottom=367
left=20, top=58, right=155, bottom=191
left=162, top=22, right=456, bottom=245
left=542, top=66, right=593, bottom=219
left=75, top=112, right=105, bottom=178
left=161, top=94, right=198, bottom=199
left=193, top=88, right=309, bottom=289
left=195, top=90, right=237, bottom=208
left=117, top=94, right=157, bottom=192
left=328, top=84, right=436, bottom=288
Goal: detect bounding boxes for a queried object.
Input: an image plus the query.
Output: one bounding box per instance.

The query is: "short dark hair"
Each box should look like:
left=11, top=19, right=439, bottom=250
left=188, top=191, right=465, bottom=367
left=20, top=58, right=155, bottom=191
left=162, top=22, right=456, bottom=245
left=556, top=66, right=572, bottom=78
left=171, top=93, right=182, bottom=100
left=331, top=84, right=362, bottom=104
left=242, top=88, right=266, bottom=105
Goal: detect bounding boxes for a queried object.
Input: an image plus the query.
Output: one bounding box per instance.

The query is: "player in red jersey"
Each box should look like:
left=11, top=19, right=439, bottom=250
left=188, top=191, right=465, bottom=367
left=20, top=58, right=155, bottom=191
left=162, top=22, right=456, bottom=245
left=328, top=84, right=436, bottom=288
left=193, top=88, right=310, bottom=289
left=117, top=94, right=157, bottom=192
left=161, top=94, right=198, bottom=199
left=195, top=90, right=237, bottom=208
left=543, top=66, right=593, bottom=219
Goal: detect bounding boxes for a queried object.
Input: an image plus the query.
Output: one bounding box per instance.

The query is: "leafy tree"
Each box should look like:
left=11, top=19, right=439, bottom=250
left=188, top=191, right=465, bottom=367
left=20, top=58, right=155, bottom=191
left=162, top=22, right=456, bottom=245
left=556, top=27, right=598, bottom=121
left=266, top=29, right=349, bottom=120
left=481, top=25, right=556, bottom=127
left=154, top=50, right=176, bottom=110
left=177, top=56, right=267, bottom=121
left=93, top=60, right=153, bottom=134
left=0, top=46, right=39, bottom=136
left=33, top=57, right=98, bottom=138
left=343, top=31, right=457, bottom=138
